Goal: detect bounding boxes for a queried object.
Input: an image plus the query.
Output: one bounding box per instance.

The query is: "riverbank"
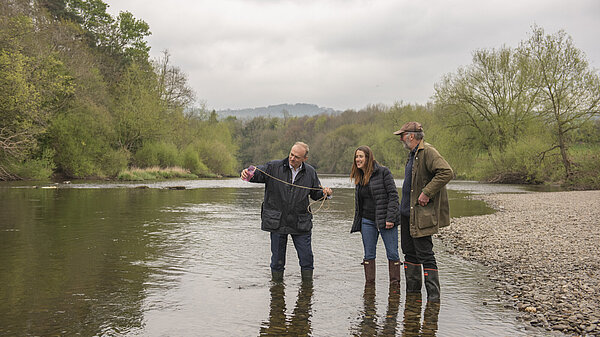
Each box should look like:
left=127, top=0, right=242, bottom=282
left=440, top=190, right=600, bottom=336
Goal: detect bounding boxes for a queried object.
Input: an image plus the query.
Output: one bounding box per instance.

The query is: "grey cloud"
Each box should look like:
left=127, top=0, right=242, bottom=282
left=106, top=0, right=600, bottom=110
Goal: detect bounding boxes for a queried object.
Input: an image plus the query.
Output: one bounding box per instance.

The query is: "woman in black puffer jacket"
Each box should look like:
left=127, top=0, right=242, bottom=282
left=350, top=146, right=400, bottom=289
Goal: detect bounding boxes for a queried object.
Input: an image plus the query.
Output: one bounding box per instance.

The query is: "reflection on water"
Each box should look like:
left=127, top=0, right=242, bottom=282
left=351, top=286, right=441, bottom=337
left=351, top=286, right=403, bottom=337
left=401, top=294, right=441, bottom=337
left=0, top=179, right=549, bottom=336
left=259, top=280, right=313, bottom=336
left=353, top=286, right=379, bottom=336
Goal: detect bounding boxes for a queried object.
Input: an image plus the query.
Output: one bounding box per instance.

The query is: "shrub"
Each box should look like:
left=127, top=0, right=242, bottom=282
left=7, top=148, right=56, bottom=180
left=101, top=148, right=130, bottom=177
left=473, top=135, right=558, bottom=184
left=182, top=146, right=212, bottom=176
left=193, top=140, right=237, bottom=176
left=565, top=145, right=600, bottom=190
left=133, top=141, right=180, bottom=168
left=50, top=108, right=114, bottom=178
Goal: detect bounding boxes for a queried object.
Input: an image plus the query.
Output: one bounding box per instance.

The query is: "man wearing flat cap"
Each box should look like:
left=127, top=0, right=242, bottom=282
left=395, top=122, right=453, bottom=302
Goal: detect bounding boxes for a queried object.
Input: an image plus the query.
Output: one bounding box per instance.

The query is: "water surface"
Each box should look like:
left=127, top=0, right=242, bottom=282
left=0, top=178, right=547, bottom=336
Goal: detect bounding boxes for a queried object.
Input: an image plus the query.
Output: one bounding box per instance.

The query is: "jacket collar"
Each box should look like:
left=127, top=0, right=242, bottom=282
left=415, top=139, right=425, bottom=152
left=373, top=162, right=381, bottom=173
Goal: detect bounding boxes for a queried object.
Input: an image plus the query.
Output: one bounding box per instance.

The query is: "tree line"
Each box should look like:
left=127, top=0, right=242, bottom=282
left=1, top=1, right=598, bottom=189
left=1, top=0, right=237, bottom=180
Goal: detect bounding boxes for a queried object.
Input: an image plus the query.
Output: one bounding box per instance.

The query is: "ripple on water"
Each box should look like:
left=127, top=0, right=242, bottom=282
left=0, top=179, right=554, bottom=336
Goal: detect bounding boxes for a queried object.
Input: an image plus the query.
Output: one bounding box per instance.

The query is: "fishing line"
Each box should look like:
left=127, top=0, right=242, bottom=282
left=250, top=166, right=331, bottom=214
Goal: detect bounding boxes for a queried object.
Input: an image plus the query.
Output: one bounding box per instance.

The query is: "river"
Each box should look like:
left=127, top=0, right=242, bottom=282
left=0, top=177, right=551, bottom=336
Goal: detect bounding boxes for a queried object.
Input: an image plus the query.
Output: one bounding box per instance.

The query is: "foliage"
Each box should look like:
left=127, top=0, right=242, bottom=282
left=181, top=146, right=212, bottom=177
left=5, top=148, right=56, bottom=180
left=49, top=105, right=125, bottom=178
left=521, top=25, right=600, bottom=181
left=434, top=46, right=537, bottom=160
left=563, top=144, right=600, bottom=190
left=133, top=141, right=180, bottom=168
left=471, top=132, right=556, bottom=184
left=192, top=140, right=237, bottom=177
left=111, top=62, right=166, bottom=152
left=1, top=2, right=598, bottom=189
left=153, top=50, right=196, bottom=113
left=0, top=13, right=75, bottom=179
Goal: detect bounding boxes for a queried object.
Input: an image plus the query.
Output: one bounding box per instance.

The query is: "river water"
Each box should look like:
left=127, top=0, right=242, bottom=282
left=0, top=177, right=550, bottom=336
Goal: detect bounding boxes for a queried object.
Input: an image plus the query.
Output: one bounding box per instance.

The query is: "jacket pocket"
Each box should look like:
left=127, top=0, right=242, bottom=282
left=415, top=202, right=437, bottom=229
left=296, top=213, right=313, bottom=232
left=262, top=206, right=282, bottom=230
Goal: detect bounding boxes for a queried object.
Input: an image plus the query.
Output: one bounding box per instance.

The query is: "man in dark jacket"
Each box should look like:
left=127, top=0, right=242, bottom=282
left=241, top=142, right=332, bottom=281
left=395, top=122, right=453, bottom=302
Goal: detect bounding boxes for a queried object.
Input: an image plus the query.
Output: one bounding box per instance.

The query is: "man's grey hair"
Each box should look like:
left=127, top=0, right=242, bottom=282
left=294, top=141, right=309, bottom=157
left=408, top=131, right=424, bottom=140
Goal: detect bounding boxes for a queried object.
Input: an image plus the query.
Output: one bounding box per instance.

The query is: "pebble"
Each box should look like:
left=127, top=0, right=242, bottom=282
left=440, top=190, right=600, bottom=336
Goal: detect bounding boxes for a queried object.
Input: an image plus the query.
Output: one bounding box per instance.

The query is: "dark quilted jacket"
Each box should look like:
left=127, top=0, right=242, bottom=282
left=250, top=158, right=325, bottom=235
left=351, top=164, right=399, bottom=233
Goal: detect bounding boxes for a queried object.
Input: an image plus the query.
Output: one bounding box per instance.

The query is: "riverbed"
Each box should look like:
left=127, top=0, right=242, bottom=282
left=0, top=178, right=553, bottom=336
left=440, top=190, right=600, bottom=336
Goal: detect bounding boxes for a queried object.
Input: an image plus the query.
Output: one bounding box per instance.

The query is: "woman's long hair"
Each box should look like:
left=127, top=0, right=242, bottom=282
left=350, top=145, right=377, bottom=186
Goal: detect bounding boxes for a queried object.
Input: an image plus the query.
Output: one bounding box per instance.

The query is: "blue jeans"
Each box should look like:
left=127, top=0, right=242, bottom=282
left=361, top=218, right=399, bottom=261
left=270, top=232, right=314, bottom=271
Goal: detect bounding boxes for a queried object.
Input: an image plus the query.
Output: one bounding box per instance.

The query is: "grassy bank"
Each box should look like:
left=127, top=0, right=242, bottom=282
left=117, top=166, right=203, bottom=181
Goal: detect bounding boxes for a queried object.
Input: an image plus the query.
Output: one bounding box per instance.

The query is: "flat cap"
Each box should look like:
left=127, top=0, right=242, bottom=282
left=393, top=121, right=423, bottom=135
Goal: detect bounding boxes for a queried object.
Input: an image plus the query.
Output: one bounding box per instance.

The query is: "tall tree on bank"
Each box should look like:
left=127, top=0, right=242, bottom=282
left=433, top=46, right=538, bottom=164
left=521, top=26, right=600, bottom=180
left=0, top=12, right=74, bottom=180
left=153, top=50, right=195, bottom=113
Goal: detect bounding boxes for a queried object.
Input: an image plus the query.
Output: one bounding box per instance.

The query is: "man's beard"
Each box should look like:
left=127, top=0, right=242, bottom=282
left=403, top=140, right=411, bottom=150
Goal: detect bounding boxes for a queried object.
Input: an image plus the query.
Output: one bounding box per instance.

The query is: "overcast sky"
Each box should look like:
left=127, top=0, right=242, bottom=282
left=105, top=0, right=600, bottom=111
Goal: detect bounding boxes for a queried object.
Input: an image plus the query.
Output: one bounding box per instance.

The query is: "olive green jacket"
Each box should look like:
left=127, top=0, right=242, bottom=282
left=406, top=140, right=453, bottom=238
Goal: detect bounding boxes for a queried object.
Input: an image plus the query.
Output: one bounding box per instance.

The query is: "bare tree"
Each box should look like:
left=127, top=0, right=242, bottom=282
left=153, top=50, right=196, bottom=112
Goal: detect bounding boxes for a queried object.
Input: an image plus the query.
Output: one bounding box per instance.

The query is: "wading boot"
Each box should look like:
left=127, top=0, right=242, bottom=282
left=388, top=260, right=401, bottom=292
left=271, top=270, right=284, bottom=282
left=362, top=259, right=376, bottom=286
left=403, top=262, right=422, bottom=293
left=423, top=268, right=440, bottom=302
left=300, top=269, right=313, bottom=281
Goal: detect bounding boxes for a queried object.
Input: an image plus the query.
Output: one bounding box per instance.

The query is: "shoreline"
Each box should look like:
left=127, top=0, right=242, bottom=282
left=440, top=190, right=600, bottom=336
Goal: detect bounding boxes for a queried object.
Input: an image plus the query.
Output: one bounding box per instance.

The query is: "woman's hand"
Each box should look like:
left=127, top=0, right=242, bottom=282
left=385, top=221, right=394, bottom=229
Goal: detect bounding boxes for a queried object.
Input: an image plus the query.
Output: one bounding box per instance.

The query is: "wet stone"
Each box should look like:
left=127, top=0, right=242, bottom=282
left=552, top=324, right=569, bottom=331
left=440, top=191, right=600, bottom=337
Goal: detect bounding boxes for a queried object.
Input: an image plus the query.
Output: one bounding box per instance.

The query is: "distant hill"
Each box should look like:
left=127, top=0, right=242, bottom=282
left=217, top=103, right=340, bottom=119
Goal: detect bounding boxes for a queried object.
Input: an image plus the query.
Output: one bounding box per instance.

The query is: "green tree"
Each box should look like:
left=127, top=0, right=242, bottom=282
left=111, top=62, right=165, bottom=153
left=50, top=104, right=127, bottom=178
left=521, top=26, right=600, bottom=180
left=0, top=15, right=74, bottom=179
left=434, top=46, right=538, bottom=161
left=109, top=11, right=151, bottom=62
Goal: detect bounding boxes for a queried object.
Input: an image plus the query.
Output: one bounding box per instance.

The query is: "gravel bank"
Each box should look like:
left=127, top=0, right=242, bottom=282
left=440, top=190, right=600, bottom=336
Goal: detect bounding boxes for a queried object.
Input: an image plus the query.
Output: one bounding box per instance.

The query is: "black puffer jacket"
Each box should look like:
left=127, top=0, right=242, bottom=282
left=250, top=158, right=325, bottom=235
left=351, top=164, right=399, bottom=233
